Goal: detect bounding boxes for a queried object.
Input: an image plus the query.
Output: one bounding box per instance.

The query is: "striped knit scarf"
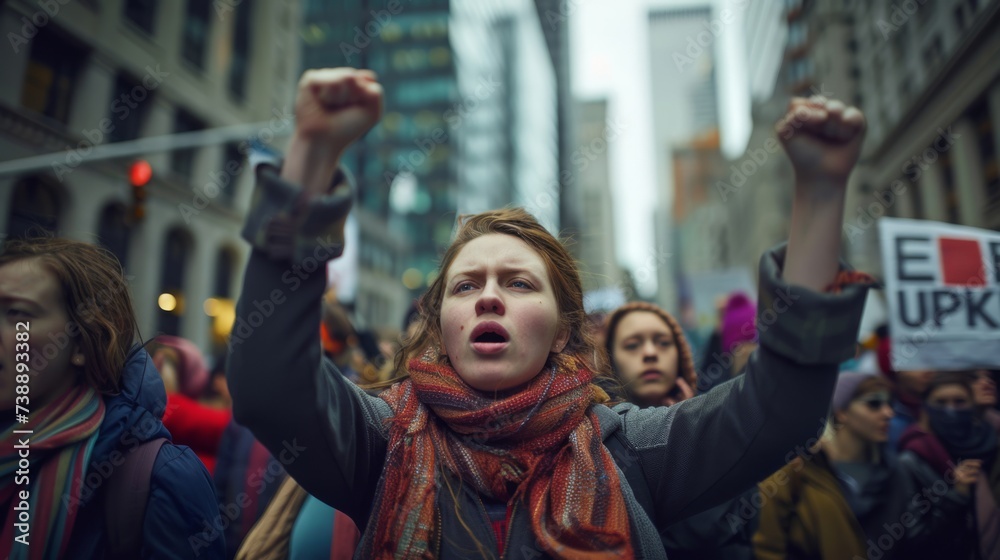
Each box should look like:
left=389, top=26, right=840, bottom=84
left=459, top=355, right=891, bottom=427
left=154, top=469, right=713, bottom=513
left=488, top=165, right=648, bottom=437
left=360, top=350, right=634, bottom=559
left=1, top=386, right=105, bottom=560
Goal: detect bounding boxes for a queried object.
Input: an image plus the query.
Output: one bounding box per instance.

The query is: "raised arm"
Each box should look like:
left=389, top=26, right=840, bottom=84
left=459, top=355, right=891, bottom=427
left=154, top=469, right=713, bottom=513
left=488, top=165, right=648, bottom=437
left=615, top=97, right=872, bottom=527
left=227, top=68, right=390, bottom=525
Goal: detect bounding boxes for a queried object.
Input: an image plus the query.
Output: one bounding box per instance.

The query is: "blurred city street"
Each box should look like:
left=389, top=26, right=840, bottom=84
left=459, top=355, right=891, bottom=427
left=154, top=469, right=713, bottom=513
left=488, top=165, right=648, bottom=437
left=0, top=0, right=997, bottom=360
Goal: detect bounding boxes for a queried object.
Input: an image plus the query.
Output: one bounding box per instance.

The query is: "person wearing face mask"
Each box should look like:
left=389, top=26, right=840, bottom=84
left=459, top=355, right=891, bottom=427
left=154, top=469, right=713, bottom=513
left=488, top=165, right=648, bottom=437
left=227, top=67, right=874, bottom=558
left=896, top=372, right=1000, bottom=560
left=754, top=372, right=930, bottom=559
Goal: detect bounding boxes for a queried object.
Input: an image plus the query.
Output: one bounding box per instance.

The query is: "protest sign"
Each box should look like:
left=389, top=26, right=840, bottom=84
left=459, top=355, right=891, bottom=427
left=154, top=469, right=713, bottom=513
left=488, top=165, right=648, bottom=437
left=879, top=217, right=1000, bottom=371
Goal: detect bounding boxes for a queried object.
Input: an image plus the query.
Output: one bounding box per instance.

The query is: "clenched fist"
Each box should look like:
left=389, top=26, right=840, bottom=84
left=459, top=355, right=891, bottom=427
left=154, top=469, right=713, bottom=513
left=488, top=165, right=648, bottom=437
left=283, top=68, right=383, bottom=194
left=776, top=96, right=866, bottom=187
left=294, top=68, right=383, bottom=152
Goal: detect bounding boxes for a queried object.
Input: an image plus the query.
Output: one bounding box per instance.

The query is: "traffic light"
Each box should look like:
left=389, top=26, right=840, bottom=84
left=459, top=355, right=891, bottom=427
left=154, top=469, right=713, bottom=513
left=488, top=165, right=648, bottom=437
left=129, top=160, right=151, bottom=221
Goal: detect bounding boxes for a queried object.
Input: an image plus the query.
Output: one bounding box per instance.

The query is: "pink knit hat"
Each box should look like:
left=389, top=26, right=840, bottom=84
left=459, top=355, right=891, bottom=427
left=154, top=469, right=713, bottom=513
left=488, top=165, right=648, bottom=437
left=721, top=292, right=758, bottom=354
left=153, top=335, right=210, bottom=398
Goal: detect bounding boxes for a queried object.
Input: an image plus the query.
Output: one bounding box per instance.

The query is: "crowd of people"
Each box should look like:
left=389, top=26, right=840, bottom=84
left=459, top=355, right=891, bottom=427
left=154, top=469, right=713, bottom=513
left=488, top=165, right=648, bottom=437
left=2, top=66, right=997, bottom=559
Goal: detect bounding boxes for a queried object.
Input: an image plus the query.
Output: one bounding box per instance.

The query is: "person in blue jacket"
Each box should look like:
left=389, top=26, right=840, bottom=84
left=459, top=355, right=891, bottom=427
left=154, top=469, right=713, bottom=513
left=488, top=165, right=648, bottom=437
left=0, top=237, right=224, bottom=559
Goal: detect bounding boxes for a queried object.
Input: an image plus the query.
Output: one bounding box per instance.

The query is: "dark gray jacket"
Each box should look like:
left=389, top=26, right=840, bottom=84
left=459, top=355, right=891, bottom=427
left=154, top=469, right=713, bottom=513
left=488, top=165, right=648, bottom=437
left=227, top=163, right=870, bottom=559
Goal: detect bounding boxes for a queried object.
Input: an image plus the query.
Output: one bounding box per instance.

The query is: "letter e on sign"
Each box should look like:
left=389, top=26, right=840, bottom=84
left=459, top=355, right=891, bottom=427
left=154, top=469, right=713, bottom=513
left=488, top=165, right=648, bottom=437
left=939, top=237, right=985, bottom=286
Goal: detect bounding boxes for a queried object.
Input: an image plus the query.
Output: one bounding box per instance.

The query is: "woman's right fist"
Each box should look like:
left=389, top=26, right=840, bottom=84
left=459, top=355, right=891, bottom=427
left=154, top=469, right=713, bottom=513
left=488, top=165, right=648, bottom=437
left=293, top=68, right=383, bottom=153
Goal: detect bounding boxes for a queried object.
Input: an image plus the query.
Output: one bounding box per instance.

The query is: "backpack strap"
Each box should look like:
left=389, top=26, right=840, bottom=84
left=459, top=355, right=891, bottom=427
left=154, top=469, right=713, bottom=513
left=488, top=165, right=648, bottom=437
left=104, top=438, right=168, bottom=560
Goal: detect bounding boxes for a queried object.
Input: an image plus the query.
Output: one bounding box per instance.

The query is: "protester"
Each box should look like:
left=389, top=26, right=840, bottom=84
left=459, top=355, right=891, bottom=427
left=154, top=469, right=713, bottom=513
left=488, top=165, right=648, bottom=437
left=604, top=301, right=697, bottom=408
left=721, top=292, right=758, bottom=377
left=0, top=238, right=223, bottom=558
left=896, top=372, right=1000, bottom=560
left=972, top=369, right=1000, bottom=430
left=606, top=301, right=755, bottom=558
left=878, top=335, right=935, bottom=452
left=753, top=371, right=927, bottom=559
left=227, top=67, right=871, bottom=558
left=148, top=335, right=232, bottom=474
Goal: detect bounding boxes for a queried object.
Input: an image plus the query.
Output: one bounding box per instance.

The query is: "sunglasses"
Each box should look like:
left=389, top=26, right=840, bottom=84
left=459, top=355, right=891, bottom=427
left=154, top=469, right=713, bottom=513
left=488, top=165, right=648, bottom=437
left=857, top=393, right=892, bottom=411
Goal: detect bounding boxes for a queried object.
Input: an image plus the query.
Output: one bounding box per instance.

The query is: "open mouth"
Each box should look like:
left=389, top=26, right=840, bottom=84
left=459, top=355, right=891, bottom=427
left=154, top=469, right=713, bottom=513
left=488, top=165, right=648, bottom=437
left=471, top=322, right=510, bottom=354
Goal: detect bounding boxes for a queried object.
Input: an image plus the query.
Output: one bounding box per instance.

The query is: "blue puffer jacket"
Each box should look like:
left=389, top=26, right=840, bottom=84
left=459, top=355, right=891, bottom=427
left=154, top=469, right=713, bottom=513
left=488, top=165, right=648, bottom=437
left=66, top=347, right=226, bottom=558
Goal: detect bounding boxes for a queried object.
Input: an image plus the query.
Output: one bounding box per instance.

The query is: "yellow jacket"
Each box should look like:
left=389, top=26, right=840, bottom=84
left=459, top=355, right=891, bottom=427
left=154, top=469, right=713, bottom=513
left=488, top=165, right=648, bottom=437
left=753, top=452, right=868, bottom=560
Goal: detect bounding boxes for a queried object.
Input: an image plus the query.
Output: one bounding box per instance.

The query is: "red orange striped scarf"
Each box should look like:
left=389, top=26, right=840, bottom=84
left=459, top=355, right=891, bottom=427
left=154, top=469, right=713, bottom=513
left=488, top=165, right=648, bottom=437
left=1, top=385, right=105, bottom=560
left=360, top=350, right=634, bottom=559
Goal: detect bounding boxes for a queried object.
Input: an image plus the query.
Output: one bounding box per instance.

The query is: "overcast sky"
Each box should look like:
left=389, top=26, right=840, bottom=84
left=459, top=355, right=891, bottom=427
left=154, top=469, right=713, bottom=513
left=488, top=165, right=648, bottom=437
left=570, top=0, right=751, bottom=297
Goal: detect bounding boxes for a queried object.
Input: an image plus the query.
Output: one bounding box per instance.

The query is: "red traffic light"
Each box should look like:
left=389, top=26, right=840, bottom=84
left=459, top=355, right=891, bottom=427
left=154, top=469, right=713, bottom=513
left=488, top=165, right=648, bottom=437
left=130, top=160, right=152, bottom=187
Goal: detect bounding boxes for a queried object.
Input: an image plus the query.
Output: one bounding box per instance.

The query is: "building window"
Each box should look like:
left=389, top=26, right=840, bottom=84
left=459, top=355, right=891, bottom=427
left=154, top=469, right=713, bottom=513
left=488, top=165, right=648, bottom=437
left=969, top=99, right=999, bottom=206
left=218, top=144, right=245, bottom=202
left=938, top=148, right=961, bottom=224
left=157, top=228, right=192, bottom=336
left=228, top=0, right=252, bottom=100
left=6, top=176, right=63, bottom=238
left=97, top=204, right=130, bottom=270
left=124, top=0, right=157, bottom=35
left=921, top=34, right=945, bottom=71
left=171, top=110, right=204, bottom=180
left=891, top=28, right=909, bottom=62
left=20, top=28, right=85, bottom=125
left=954, top=5, right=967, bottom=30
left=182, top=0, right=211, bottom=69
left=108, top=72, right=149, bottom=143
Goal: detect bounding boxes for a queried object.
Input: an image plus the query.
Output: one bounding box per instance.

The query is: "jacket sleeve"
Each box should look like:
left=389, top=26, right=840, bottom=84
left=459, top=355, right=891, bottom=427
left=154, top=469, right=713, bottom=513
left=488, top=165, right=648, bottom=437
left=226, top=161, right=392, bottom=527
left=897, top=451, right=971, bottom=548
left=617, top=244, right=871, bottom=527
left=143, top=445, right=227, bottom=559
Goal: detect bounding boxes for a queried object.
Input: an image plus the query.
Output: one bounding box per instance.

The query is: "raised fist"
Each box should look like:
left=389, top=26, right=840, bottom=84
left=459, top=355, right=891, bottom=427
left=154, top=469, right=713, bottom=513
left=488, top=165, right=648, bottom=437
left=293, top=68, right=383, bottom=154
left=776, top=96, right=866, bottom=186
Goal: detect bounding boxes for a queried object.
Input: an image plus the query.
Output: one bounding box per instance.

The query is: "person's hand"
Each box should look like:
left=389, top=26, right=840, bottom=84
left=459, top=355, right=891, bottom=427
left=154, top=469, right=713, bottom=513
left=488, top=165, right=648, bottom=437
left=664, top=377, right=695, bottom=406
left=294, top=68, right=383, bottom=151
left=284, top=68, right=383, bottom=194
left=776, top=96, right=866, bottom=188
left=953, top=459, right=983, bottom=495
left=780, top=96, right=865, bottom=292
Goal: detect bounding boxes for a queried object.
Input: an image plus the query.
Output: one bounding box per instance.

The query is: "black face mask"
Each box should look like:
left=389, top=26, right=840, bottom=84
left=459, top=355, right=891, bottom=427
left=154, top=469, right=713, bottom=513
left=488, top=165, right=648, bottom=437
left=927, top=405, right=998, bottom=462
left=927, top=406, right=975, bottom=442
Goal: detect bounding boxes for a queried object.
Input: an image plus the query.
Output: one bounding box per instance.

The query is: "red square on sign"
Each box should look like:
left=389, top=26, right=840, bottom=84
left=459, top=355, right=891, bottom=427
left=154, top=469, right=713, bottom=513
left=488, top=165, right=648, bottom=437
left=938, top=237, right=985, bottom=286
